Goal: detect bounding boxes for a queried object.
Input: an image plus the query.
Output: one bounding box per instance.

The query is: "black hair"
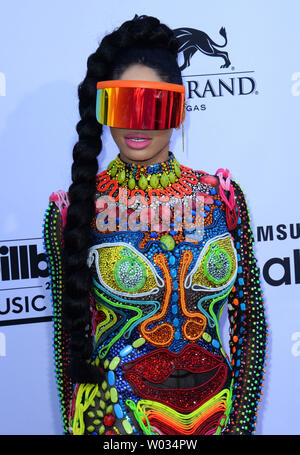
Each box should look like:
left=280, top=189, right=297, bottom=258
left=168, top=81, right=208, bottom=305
left=62, top=14, right=182, bottom=383
left=109, top=46, right=182, bottom=84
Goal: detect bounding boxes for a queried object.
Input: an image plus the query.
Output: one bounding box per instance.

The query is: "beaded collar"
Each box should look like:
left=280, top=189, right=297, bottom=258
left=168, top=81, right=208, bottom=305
left=106, top=152, right=182, bottom=191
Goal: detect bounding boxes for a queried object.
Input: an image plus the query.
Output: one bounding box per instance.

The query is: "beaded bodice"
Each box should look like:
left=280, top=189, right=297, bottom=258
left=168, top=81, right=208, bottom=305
left=84, top=153, right=238, bottom=435
left=43, top=152, right=267, bottom=436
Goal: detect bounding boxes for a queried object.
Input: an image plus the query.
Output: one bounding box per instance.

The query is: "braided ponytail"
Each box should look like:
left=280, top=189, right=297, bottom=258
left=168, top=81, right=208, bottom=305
left=62, top=14, right=182, bottom=383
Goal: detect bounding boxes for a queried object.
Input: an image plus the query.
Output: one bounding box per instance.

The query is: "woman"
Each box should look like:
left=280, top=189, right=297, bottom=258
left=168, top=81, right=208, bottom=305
left=43, top=14, right=267, bottom=435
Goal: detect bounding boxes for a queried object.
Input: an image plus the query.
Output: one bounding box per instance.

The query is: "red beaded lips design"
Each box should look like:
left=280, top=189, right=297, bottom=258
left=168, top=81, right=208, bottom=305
left=122, top=344, right=228, bottom=413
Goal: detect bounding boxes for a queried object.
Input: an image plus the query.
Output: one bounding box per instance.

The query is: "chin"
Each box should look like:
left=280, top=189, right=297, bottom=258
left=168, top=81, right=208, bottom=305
left=120, top=147, right=160, bottom=164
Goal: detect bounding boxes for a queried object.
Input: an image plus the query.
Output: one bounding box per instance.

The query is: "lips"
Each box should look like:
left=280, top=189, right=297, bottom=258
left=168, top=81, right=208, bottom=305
left=125, top=133, right=152, bottom=150
left=122, top=344, right=228, bottom=413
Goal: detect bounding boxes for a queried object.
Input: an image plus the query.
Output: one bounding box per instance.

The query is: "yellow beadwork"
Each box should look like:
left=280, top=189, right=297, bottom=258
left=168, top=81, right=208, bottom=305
left=97, top=245, right=157, bottom=294
left=191, top=237, right=237, bottom=288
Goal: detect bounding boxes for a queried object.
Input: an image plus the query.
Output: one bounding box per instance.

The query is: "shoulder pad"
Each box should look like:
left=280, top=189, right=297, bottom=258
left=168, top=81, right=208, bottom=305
left=215, top=168, right=239, bottom=230
left=49, top=190, right=69, bottom=227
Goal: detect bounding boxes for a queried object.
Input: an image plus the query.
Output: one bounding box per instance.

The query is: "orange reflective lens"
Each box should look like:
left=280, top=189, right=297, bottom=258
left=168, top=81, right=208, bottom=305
left=96, top=80, right=185, bottom=130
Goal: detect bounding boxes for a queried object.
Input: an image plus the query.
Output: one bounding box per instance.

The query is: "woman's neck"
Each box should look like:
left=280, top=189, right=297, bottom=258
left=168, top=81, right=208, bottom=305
left=119, top=146, right=170, bottom=166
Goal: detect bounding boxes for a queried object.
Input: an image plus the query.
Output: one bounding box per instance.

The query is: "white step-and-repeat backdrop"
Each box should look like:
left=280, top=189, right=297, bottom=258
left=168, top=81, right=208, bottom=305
left=0, top=1, right=299, bottom=435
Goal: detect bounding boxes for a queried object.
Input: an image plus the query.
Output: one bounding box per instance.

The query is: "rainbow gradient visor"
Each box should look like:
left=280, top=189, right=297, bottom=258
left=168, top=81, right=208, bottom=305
left=96, top=80, right=185, bottom=130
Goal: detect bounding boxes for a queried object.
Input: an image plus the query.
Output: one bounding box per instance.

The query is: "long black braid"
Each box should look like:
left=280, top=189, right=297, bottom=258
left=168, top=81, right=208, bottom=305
left=62, top=14, right=182, bottom=383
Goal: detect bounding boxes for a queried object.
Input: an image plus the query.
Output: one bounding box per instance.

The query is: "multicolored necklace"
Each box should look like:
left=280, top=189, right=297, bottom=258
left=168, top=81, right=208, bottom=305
left=106, top=152, right=182, bottom=191
left=96, top=153, right=201, bottom=209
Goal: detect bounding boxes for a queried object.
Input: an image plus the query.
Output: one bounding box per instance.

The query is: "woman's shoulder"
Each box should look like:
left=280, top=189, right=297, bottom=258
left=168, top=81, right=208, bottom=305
left=48, top=189, right=69, bottom=205
left=190, top=165, right=241, bottom=231
left=189, top=164, right=241, bottom=196
left=46, top=189, right=70, bottom=228
left=183, top=164, right=233, bottom=195
left=43, top=190, right=69, bottom=253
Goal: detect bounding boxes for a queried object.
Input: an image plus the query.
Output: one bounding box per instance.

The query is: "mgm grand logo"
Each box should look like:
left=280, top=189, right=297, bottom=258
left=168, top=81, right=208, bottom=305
left=173, top=26, right=257, bottom=108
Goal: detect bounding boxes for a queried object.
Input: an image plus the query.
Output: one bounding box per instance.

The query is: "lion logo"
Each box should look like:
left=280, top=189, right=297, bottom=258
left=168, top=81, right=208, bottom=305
left=173, top=27, right=231, bottom=70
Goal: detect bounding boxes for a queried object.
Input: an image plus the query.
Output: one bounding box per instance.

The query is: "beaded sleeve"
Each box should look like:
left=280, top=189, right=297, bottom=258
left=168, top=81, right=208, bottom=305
left=43, top=192, right=73, bottom=434
left=223, top=179, right=268, bottom=434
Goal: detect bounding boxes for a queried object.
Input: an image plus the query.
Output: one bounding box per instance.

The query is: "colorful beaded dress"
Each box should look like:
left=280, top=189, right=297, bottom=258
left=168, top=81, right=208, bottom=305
left=43, top=152, right=267, bottom=436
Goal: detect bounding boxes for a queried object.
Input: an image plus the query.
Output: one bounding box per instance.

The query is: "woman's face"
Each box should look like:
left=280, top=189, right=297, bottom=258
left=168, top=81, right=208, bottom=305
left=110, top=64, right=174, bottom=165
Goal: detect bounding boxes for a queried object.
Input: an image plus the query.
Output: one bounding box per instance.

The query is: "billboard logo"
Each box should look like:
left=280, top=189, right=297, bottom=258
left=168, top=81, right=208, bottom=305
left=0, top=295, right=46, bottom=316
left=0, top=239, right=52, bottom=327
left=0, top=244, right=49, bottom=281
